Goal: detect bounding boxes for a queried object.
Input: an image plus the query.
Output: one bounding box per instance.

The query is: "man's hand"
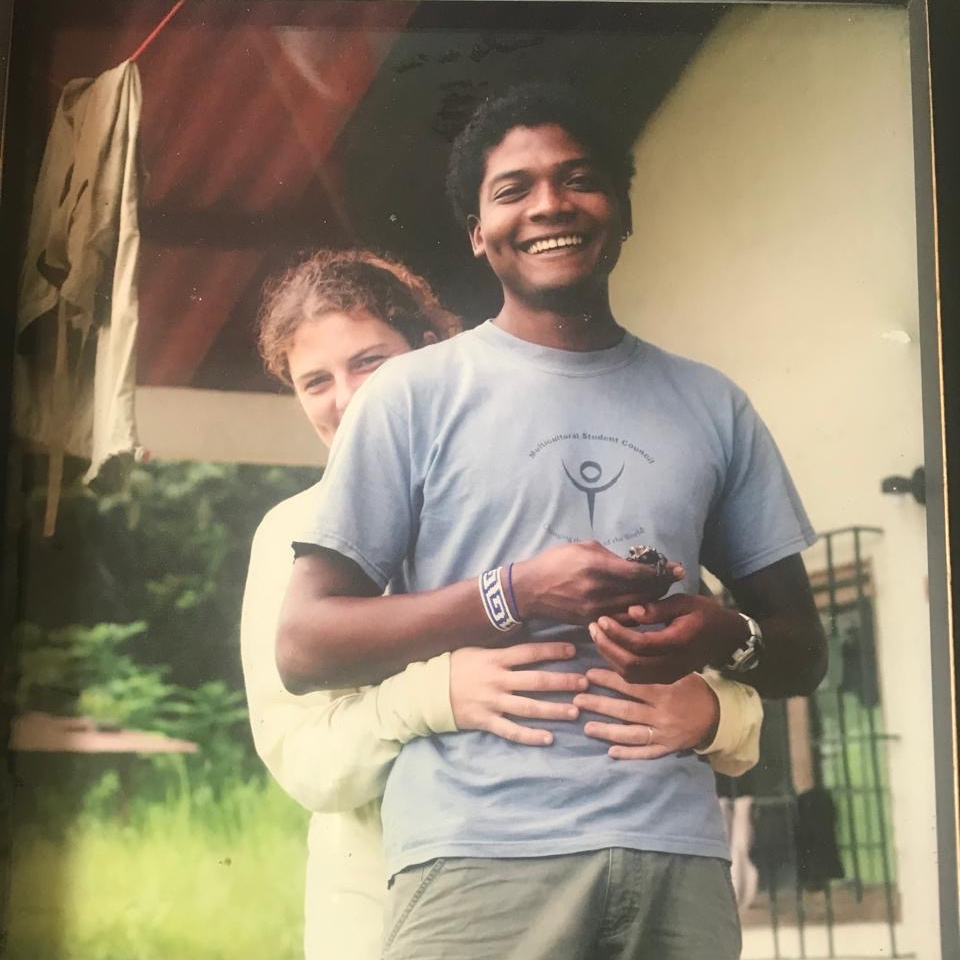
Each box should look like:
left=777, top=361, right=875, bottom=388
left=450, top=642, right=588, bottom=746
left=587, top=555, right=829, bottom=698
left=588, top=594, right=746, bottom=684
left=511, top=541, right=684, bottom=626
left=573, top=669, right=721, bottom=759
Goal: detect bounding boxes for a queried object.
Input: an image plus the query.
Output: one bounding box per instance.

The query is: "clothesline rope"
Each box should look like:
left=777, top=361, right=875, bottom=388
left=130, top=0, right=187, bottom=62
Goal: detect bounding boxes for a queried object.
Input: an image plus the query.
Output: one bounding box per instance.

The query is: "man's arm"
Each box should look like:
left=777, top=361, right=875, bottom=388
left=276, top=541, right=682, bottom=692
left=277, top=549, right=495, bottom=693
left=587, top=554, right=827, bottom=698
left=726, top=553, right=827, bottom=696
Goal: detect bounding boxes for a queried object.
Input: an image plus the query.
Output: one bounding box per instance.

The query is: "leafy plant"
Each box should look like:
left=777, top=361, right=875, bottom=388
left=12, top=459, right=319, bottom=799
left=18, top=460, right=318, bottom=689
left=15, top=621, right=155, bottom=719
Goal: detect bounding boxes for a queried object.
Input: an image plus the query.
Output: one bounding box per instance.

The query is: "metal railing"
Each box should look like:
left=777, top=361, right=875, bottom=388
left=719, top=527, right=906, bottom=959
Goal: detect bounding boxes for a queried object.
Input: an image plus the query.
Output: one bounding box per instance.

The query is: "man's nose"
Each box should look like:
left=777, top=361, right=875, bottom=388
left=528, top=180, right=573, bottom=219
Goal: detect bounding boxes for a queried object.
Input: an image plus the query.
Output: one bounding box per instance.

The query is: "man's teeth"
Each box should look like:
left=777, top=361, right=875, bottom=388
left=526, top=235, right=584, bottom=255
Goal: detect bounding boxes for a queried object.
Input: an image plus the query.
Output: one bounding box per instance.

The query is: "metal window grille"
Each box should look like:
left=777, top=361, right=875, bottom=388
left=719, top=526, right=905, bottom=959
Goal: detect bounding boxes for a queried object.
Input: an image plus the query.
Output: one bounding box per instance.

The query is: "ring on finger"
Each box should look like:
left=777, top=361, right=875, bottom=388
left=643, top=723, right=654, bottom=747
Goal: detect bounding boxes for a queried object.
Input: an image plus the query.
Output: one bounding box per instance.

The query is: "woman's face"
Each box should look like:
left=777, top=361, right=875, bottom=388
left=287, top=308, right=416, bottom=446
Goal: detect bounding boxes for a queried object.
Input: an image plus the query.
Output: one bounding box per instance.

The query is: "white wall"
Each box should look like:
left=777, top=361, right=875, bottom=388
left=611, top=6, right=938, bottom=956
left=136, top=386, right=327, bottom=467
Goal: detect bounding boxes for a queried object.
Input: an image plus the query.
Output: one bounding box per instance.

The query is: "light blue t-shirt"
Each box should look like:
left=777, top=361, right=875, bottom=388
left=299, top=321, right=816, bottom=877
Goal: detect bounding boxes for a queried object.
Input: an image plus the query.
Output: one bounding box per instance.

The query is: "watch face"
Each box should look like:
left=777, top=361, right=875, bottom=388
left=726, top=615, right=762, bottom=672
left=730, top=641, right=759, bottom=672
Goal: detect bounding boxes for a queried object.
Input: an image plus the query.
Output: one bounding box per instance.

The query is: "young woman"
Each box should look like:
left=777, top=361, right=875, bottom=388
left=240, top=249, right=761, bottom=960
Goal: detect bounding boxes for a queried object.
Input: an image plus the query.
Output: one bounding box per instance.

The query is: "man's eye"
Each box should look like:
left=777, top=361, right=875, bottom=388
left=493, top=184, right=527, bottom=202
left=567, top=172, right=599, bottom=190
left=304, top=376, right=331, bottom=392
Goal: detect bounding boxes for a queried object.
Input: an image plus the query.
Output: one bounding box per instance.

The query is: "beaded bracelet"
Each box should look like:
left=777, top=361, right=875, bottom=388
left=478, top=566, right=522, bottom=632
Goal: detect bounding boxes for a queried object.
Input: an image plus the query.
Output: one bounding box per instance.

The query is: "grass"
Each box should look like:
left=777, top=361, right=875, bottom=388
left=3, top=775, right=309, bottom=960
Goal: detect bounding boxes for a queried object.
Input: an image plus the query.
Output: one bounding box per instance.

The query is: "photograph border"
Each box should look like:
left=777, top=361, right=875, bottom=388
left=913, top=0, right=960, bottom=952
left=0, top=0, right=956, bottom=955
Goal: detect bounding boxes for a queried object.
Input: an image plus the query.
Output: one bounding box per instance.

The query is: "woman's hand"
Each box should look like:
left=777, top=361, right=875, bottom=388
left=450, top=642, right=588, bottom=746
left=573, top=669, right=720, bottom=760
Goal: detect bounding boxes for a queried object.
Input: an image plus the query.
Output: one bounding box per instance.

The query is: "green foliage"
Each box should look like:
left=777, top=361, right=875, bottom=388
left=14, top=618, right=253, bottom=791
left=163, top=680, right=250, bottom=743
left=19, top=460, right=318, bottom=688
left=13, top=459, right=319, bottom=797
left=7, top=459, right=320, bottom=953
left=16, top=620, right=154, bottom=720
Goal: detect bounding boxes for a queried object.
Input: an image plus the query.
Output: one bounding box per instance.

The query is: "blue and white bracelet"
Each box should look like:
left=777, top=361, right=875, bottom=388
left=478, top=565, right=522, bottom=632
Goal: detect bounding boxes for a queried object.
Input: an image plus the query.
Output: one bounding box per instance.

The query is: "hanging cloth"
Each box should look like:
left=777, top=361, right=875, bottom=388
left=15, top=60, right=143, bottom=535
left=787, top=697, right=845, bottom=890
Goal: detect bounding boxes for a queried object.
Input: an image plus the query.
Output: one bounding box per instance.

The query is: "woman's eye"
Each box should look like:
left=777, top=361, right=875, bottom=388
left=304, top=376, right=331, bottom=392
left=356, top=354, right=386, bottom=370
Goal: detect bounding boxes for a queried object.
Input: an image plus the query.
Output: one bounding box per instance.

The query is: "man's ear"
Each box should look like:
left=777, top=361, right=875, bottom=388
left=467, top=215, right=485, bottom=259
left=420, top=330, right=438, bottom=347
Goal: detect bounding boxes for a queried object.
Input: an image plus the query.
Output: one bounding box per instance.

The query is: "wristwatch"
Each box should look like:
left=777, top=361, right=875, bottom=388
left=717, top=612, right=764, bottom=673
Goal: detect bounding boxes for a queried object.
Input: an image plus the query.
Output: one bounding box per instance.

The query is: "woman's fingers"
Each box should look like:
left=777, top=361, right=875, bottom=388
left=498, top=641, right=577, bottom=667
left=580, top=667, right=660, bottom=700
left=495, top=642, right=586, bottom=693
left=572, top=693, right=652, bottom=723
left=583, top=719, right=657, bottom=745
left=499, top=693, right=579, bottom=722
left=583, top=718, right=676, bottom=759
left=608, top=744, right=675, bottom=760
left=485, top=716, right=554, bottom=747
left=508, top=669, right=587, bottom=694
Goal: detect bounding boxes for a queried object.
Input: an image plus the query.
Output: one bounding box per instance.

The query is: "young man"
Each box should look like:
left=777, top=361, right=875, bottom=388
left=279, top=84, right=826, bottom=959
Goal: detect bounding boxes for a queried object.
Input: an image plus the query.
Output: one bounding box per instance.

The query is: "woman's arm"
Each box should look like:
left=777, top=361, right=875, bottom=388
left=243, top=503, right=587, bottom=813
left=242, top=505, right=447, bottom=812
left=244, top=656, right=456, bottom=814
left=696, top=671, right=762, bottom=777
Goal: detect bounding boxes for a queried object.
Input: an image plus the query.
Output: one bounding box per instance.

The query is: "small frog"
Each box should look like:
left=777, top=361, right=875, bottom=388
left=626, top=544, right=669, bottom=577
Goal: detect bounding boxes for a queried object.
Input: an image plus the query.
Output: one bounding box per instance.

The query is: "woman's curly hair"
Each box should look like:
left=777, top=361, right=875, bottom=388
left=258, top=249, right=460, bottom=385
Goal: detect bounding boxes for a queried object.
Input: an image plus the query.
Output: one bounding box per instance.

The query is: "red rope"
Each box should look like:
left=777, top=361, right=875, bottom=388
left=130, top=0, right=187, bottom=62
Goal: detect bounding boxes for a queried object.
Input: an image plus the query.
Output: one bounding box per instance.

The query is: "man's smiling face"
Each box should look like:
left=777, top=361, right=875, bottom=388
left=468, top=123, right=626, bottom=308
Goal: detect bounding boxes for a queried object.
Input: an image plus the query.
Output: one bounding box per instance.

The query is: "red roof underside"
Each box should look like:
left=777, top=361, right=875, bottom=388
left=22, top=1, right=718, bottom=391
left=34, top=1, right=417, bottom=388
